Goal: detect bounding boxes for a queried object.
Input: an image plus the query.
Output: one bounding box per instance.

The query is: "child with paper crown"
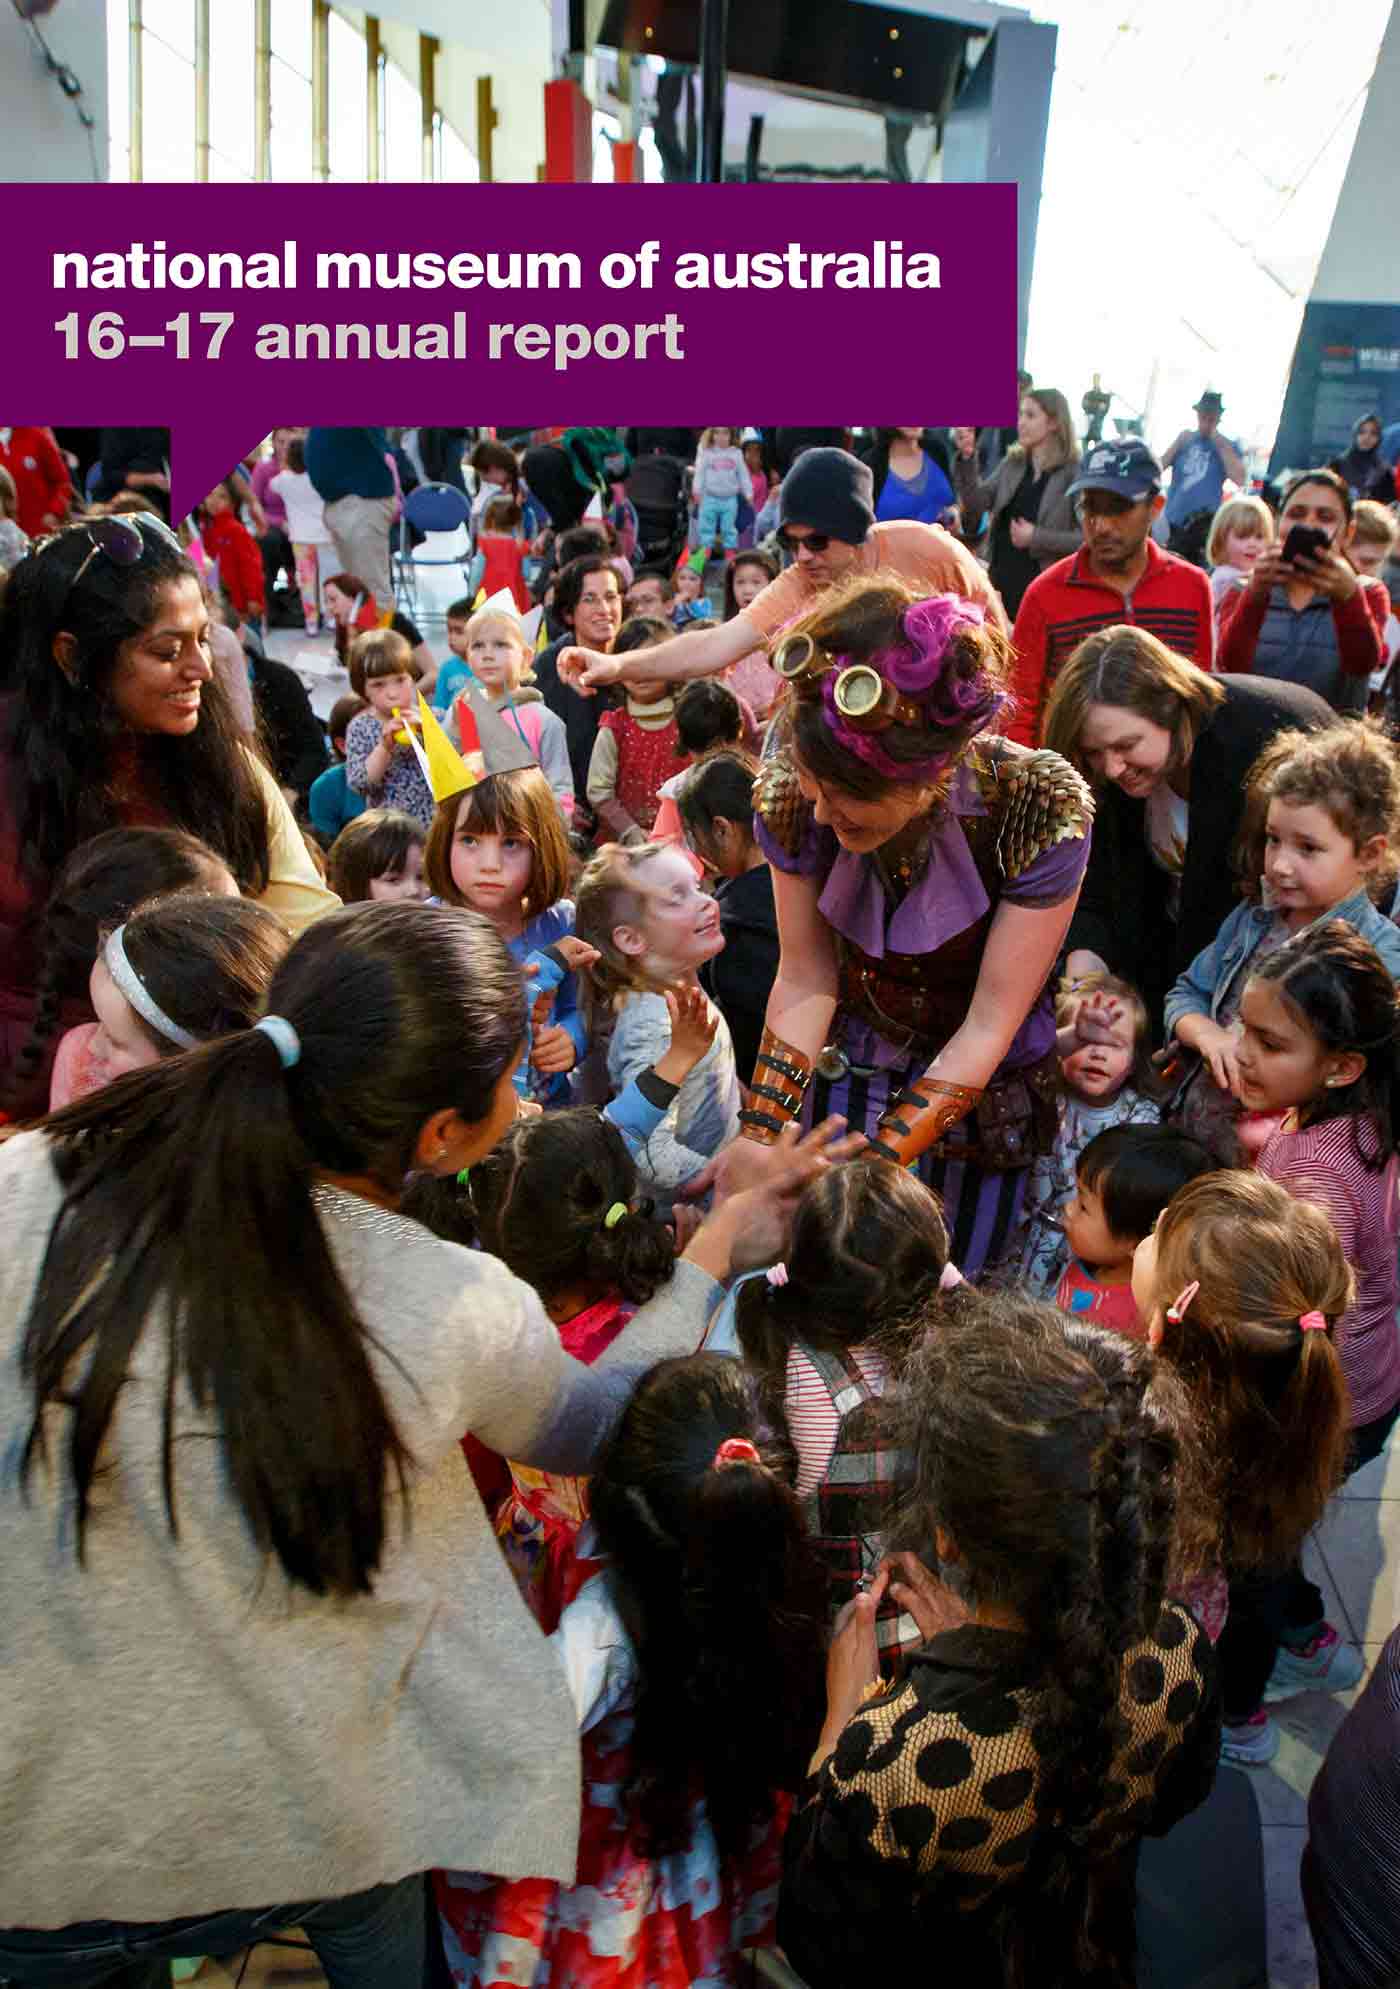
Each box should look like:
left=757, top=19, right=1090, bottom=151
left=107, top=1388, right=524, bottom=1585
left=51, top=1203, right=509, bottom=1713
left=672, top=550, right=715, bottom=630
left=417, top=695, right=586, bottom=1106
left=442, top=590, right=575, bottom=821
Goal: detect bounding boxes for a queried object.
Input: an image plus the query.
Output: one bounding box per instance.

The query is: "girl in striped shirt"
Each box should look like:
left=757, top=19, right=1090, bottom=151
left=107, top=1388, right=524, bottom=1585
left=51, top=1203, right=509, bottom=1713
left=705, top=1160, right=959, bottom=1678
left=1190, top=920, right=1400, bottom=1762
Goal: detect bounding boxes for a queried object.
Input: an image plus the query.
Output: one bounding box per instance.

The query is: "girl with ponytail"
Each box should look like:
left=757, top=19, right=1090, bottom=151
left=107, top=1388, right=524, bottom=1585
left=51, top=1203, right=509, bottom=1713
left=436, top=1352, right=828, bottom=1988
left=426, top=1105, right=682, bottom=1621
left=0, top=902, right=849, bottom=1981
left=779, top=1293, right=1220, bottom=1989
left=1137, top=1058, right=1366, bottom=1764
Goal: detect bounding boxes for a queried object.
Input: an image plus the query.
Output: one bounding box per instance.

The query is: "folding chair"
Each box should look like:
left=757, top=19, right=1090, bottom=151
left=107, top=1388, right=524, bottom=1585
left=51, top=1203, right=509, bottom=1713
left=392, top=480, right=472, bottom=625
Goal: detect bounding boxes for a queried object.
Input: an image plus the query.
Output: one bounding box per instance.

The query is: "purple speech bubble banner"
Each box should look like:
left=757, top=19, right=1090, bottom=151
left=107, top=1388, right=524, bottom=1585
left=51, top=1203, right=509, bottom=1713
left=11, top=181, right=1017, bottom=516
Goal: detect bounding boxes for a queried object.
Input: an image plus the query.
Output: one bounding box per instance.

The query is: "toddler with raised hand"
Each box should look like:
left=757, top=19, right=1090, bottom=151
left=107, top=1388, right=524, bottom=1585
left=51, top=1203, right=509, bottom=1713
left=1166, top=718, right=1400, bottom=1164
left=1134, top=1169, right=1354, bottom=1766
left=435, top=1353, right=827, bottom=1989
left=1003, top=974, right=1159, bottom=1298
left=576, top=841, right=740, bottom=1214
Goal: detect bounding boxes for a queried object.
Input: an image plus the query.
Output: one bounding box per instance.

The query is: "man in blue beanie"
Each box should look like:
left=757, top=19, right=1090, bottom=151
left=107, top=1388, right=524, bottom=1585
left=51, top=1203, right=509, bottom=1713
left=558, top=445, right=1004, bottom=697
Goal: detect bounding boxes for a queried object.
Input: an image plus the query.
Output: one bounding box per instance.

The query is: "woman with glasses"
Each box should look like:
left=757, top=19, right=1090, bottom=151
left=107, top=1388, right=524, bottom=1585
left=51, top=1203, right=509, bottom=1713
left=707, top=573, right=1092, bottom=1277
left=557, top=448, right=1006, bottom=702
left=0, top=512, right=337, bottom=1116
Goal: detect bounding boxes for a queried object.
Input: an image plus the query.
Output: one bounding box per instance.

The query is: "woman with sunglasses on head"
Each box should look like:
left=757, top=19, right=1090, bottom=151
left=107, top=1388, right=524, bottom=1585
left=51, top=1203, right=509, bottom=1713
left=701, top=574, right=1093, bottom=1277
left=557, top=448, right=1007, bottom=701
left=0, top=512, right=337, bottom=1116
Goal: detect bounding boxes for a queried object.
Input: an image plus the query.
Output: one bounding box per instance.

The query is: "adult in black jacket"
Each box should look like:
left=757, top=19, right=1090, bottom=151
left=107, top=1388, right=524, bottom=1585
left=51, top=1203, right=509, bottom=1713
left=1043, top=628, right=1331, bottom=1032
left=247, top=648, right=330, bottom=807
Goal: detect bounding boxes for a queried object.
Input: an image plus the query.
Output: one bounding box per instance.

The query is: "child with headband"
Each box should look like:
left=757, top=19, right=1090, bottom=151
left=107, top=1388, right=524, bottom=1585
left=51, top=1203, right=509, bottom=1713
left=436, top=1353, right=827, bottom=1989
left=1133, top=1169, right=1353, bottom=1766
left=64, top=896, right=292, bottom=1104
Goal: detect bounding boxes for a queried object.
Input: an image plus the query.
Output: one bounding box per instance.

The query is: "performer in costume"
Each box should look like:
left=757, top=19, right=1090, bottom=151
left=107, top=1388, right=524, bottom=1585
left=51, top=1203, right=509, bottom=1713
left=745, top=577, right=1093, bottom=1275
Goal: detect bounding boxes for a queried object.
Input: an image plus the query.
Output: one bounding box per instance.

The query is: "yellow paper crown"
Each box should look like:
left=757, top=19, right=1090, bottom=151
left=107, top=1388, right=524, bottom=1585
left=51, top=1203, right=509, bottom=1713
left=416, top=692, right=479, bottom=801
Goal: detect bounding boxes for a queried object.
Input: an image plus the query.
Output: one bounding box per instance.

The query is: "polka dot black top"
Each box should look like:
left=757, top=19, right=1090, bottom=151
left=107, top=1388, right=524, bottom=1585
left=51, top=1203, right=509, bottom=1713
left=778, top=1605, right=1220, bottom=1988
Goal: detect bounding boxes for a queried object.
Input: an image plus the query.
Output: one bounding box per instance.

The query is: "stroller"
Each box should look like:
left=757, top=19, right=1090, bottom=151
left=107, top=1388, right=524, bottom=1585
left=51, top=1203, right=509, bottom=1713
left=627, top=452, right=691, bottom=572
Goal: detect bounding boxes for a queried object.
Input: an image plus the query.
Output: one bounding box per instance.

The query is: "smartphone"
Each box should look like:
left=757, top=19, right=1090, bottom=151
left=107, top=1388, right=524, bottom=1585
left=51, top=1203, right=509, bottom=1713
left=1281, top=524, right=1331, bottom=566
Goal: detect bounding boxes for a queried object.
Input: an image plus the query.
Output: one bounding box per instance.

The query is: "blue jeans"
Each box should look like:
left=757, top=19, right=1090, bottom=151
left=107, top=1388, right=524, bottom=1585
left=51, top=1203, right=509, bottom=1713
left=697, top=494, right=738, bottom=551
left=0, top=1874, right=428, bottom=1989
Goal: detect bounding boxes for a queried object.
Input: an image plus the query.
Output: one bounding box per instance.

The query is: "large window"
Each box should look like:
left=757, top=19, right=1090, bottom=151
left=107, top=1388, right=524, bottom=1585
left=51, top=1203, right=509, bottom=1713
left=209, top=0, right=256, bottom=180
left=327, top=9, right=367, bottom=181
left=269, top=0, right=313, bottom=180
left=107, top=1, right=476, bottom=183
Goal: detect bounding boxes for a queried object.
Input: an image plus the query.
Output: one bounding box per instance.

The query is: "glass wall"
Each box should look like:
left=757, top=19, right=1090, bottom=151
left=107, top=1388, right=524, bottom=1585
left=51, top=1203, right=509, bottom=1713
left=107, top=0, right=476, bottom=183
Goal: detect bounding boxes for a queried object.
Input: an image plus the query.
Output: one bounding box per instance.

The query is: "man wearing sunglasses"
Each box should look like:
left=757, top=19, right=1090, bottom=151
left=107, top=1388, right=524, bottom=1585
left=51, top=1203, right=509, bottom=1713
left=558, top=445, right=1004, bottom=700
left=1007, top=436, right=1214, bottom=747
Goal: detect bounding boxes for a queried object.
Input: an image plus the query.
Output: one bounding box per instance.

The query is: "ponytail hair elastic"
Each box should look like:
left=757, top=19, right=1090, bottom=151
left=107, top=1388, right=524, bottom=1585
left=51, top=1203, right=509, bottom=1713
left=254, top=1014, right=301, bottom=1069
left=1298, top=1311, right=1328, bottom=1333
left=103, top=924, right=198, bottom=1050
left=712, top=1436, right=761, bottom=1470
left=603, top=1201, right=628, bottom=1230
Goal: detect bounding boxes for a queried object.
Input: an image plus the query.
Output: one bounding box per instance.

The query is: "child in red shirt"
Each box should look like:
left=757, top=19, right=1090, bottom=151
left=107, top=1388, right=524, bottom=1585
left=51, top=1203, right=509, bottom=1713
left=586, top=617, right=687, bottom=843
left=471, top=494, right=531, bottom=613
left=1056, top=1123, right=1213, bottom=1341
left=199, top=480, right=266, bottom=629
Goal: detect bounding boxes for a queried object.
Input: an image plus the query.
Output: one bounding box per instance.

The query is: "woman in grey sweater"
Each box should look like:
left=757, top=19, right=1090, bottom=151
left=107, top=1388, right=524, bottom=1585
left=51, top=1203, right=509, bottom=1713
left=0, top=902, right=845, bottom=1987
left=951, top=388, right=1082, bottom=620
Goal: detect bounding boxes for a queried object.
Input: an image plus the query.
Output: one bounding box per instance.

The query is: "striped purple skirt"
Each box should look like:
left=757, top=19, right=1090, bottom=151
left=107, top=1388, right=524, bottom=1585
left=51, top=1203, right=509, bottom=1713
left=805, top=1044, right=1030, bottom=1279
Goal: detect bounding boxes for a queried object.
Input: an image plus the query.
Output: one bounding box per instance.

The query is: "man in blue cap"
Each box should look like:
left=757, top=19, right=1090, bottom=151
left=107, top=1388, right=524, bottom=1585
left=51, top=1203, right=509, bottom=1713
left=1008, top=436, right=1215, bottom=744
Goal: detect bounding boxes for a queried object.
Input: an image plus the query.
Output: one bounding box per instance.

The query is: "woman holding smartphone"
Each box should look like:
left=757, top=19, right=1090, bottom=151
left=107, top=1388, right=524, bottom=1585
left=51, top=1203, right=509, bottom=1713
left=1217, top=468, right=1388, bottom=712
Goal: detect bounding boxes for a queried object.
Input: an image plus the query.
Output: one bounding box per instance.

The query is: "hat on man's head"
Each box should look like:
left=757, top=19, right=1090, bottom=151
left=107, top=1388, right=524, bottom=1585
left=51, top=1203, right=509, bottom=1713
left=1194, top=390, right=1225, bottom=414
left=1067, top=437, right=1163, bottom=503
left=779, top=447, right=876, bottom=546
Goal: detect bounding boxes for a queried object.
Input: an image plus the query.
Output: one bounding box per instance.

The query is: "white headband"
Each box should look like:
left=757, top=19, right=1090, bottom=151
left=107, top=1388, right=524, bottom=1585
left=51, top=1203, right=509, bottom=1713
left=103, top=924, right=199, bottom=1051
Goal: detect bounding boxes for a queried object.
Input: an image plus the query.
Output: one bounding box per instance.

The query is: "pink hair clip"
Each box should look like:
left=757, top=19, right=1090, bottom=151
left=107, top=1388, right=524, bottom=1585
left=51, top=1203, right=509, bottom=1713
left=713, top=1437, right=761, bottom=1470
left=1299, top=1311, right=1328, bottom=1333
left=766, top=1262, right=789, bottom=1288
left=1165, top=1280, right=1200, bottom=1326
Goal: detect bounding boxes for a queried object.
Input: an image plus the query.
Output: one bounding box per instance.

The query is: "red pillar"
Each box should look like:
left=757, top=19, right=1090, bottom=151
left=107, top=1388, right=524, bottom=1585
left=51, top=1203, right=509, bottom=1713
left=543, top=77, right=592, bottom=182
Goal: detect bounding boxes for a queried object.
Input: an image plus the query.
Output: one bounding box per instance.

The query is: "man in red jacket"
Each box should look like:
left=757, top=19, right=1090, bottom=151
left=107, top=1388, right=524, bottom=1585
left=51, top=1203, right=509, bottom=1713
left=1009, top=438, right=1214, bottom=744
left=0, top=427, right=72, bottom=538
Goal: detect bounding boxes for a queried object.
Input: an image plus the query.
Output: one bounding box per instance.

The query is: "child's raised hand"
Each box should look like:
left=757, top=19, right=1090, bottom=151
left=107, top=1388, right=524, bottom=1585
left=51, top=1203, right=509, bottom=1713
left=654, top=985, right=718, bottom=1089
left=551, top=936, right=601, bottom=975
left=530, top=1025, right=577, bottom=1076
left=1073, top=991, right=1126, bottom=1050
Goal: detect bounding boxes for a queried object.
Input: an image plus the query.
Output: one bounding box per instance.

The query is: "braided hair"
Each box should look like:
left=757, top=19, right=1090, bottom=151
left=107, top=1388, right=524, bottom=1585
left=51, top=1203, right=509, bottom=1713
left=889, top=1294, right=1181, bottom=1979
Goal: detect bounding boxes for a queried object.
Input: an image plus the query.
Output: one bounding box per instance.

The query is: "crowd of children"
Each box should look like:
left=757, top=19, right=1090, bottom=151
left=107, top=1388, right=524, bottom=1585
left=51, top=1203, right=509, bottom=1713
left=9, top=423, right=1400, bottom=1989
